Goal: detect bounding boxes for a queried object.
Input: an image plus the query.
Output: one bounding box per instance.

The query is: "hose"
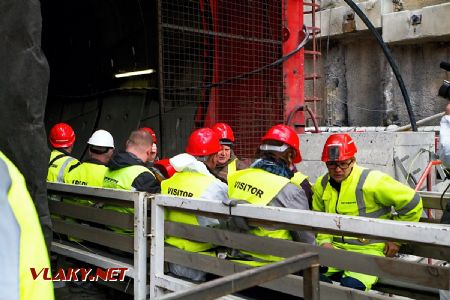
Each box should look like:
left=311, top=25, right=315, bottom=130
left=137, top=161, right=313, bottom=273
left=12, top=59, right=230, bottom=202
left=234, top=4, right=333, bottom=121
left=342, top=0, right=418, bottom=131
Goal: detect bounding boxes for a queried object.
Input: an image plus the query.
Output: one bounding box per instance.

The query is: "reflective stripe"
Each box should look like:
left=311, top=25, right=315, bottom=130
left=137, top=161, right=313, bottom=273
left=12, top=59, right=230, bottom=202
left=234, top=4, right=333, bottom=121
left=333, top=236, right=385, bottom=245
left=321, top=173, right=328, bottom=190
left=57, top=157, right=75, bottom=183
left=397, top=192, right=421, bottom=215
left=355, top=169, right=371, bottom=217
left=0, top=157, right=20, bottom=300
left=366, top=207, right=391, bottom=218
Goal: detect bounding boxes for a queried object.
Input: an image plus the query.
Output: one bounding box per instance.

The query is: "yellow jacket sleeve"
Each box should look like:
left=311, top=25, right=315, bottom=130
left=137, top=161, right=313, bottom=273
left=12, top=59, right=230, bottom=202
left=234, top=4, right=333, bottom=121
left=312, top=175, right=333, bottom=245
left=369, top=171, right=423, bottom=222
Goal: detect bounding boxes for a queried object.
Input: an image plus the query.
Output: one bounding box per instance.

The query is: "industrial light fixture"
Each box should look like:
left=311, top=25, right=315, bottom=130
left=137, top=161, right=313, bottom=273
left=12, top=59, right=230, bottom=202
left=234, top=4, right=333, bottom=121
left=114, top=69, right=155, bottom=78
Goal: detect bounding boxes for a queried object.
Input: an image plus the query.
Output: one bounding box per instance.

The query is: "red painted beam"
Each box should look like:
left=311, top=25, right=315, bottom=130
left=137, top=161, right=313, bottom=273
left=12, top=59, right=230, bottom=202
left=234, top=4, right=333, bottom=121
left=283, top=0, right=305, bottom=133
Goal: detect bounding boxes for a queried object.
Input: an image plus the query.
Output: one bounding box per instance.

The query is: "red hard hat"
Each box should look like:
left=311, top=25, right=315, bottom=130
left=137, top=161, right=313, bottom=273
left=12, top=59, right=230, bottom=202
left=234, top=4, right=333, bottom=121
left=211, top=122, right=235, bottom=144
left=154, top=158, right=176, bottom=179
left=261, top=124, right=302, bottom=163
left=321, top=133, right=357, bottom=162
left=49, top=123, right=76, bottom=148
left=140, top=127, right=157, bottom=144
left=186, top=128, right=221, bottom=156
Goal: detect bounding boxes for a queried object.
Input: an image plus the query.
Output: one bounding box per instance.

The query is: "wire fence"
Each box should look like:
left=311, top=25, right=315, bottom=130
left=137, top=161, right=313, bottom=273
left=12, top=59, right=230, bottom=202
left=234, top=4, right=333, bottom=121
left=159, top=0, right=284, bottom=159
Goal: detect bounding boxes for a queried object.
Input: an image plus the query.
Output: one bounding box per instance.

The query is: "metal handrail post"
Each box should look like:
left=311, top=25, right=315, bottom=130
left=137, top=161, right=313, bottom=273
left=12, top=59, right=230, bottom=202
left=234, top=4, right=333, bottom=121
left=134, top=192, right=148, bottom=299
left=150, top=195, right=166, bottom=298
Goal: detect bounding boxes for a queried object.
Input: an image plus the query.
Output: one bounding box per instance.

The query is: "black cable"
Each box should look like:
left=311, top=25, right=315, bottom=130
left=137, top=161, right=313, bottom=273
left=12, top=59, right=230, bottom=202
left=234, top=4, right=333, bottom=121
left=342, top=0, right=418, bottom=131
left=165, top=25, right=311, bottom=92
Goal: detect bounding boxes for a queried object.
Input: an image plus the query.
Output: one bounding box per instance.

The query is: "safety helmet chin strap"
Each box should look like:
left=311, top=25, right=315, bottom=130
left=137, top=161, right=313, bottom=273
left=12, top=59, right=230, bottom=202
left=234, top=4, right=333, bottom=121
left=259, top=143, right=289, bottom=153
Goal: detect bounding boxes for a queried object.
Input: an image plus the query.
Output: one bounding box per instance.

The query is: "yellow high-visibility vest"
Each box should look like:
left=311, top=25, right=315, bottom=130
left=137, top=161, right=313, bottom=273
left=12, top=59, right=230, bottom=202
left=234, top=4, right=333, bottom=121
left=1, top=151, right=54, bottom=300
left=47, top=149, right=79, bottom=183
left=313, top=164, right=422, bottom=248
left=228, top=168, right=292, bottom=263
left=103, top=165, right=154, bottom=234
left=162, top=171, right=216, bottom=252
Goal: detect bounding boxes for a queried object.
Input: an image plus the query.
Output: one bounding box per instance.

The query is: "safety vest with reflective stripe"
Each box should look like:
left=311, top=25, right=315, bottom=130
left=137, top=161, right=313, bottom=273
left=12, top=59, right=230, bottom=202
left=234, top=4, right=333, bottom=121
left=228, top=168, right=293, bottom=263
left=64, top=162, right=108, bottom=205
left=290, top=171, right=309, bottom=187
left=47, top=149, right=79, bottom=183
left=312, top=164, right=422, bottom=247
left=103, top=165, right=154, bottom=234
left=162, top=172, right=217, bottom=252
left=0, top=152, right=54, bottom=300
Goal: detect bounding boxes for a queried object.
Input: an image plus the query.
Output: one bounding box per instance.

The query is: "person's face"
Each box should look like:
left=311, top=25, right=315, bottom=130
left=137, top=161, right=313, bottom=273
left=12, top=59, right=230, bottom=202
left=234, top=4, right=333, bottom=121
left=205, top=153, right=219, bottom=169
left=148, top=143, right=158, bottom=162
left=217, top=145, right=231, bottom=164
left=66, top=145, right=73, bottom=154
left=326, top=158, right=355, bottom=183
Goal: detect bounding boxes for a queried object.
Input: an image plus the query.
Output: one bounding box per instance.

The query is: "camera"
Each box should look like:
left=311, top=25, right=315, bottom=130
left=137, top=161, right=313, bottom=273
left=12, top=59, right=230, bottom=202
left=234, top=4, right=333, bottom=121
left=439, top=61, right=450, bottom=100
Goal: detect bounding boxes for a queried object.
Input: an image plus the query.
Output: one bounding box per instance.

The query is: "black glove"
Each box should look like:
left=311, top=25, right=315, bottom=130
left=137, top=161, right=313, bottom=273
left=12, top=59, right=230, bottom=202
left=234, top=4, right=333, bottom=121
left=221, top=198, right=251, bottom=231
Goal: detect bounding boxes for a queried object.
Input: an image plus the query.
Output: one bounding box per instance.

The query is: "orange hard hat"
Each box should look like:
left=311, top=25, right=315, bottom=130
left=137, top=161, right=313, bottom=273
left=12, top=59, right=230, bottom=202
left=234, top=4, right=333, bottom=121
left=261, top=124, right=302, bottom=163
left=49, top=123, right=76, bottom=148
left=140, top=127, right=157, bottom=144
left=186, top=128, right=221, bottom=156
left=321, top=133, right=357, bottom=162
left=154, top=158, right=176, bottom=179
left=211, top=122, right=235, bottom=144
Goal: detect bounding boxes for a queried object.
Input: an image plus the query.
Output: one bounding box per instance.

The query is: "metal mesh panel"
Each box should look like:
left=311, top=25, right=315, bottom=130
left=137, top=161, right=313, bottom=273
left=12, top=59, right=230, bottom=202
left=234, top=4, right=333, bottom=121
left=159, top=0, right=283, bottom=159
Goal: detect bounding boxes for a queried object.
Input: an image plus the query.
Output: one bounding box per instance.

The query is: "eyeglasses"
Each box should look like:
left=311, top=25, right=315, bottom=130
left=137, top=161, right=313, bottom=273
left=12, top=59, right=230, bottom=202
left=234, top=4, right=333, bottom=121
left=326, top=160, right=353, bottom=170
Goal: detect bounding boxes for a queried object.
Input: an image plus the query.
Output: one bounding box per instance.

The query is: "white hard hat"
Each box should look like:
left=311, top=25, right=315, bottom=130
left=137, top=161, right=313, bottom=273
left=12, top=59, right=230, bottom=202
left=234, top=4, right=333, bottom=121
left=88, top=130, right=114, bottom=148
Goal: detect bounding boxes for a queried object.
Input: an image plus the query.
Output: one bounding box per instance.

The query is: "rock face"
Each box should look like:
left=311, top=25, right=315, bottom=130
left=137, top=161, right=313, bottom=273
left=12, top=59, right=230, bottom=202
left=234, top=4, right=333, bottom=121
left=306, top=1, right=450, bottom=127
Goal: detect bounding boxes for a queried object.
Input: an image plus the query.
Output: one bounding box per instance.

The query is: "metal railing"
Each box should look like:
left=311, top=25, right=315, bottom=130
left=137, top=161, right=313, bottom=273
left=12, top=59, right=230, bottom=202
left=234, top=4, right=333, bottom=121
left=150, top=194, right=450, bottom=299
left=47, top=183, right=150, bottom=300
left=155, top=253, right=320, bottom=300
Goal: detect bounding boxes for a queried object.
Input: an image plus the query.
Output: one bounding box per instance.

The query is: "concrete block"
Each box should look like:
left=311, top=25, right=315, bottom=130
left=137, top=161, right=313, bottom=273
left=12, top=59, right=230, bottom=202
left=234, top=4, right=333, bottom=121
left=383, top=2, right=450, bottom=43
left=297, top=132, right=434, bottom=186
left=305, top=0, right=393, bottom=37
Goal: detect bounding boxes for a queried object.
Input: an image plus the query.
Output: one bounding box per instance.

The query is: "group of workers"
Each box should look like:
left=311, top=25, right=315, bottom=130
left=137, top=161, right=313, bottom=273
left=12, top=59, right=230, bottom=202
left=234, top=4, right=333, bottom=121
left=44, top=121, right=424, bottom=292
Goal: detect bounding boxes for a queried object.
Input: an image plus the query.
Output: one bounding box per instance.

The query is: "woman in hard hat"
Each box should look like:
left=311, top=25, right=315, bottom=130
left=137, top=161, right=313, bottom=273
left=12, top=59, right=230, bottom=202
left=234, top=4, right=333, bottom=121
left=226, top=124, right=314, bottom=266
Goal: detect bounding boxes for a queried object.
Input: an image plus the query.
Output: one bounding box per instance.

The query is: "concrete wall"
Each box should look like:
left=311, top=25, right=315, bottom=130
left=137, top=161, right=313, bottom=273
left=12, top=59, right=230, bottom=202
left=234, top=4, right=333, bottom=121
left=306, top=0, right=450, bottom=127
left=297, top=132, right=435, bottom=184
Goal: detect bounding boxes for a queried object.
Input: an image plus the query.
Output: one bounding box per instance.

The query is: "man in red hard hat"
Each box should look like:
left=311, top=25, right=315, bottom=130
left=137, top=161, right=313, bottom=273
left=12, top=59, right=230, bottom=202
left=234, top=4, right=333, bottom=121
left=211, top=123, right=248, bottom=182
left=47, top=123, right=80, bottom=183
left=226, top=124, right=314, bottom=266
left=140, top=127, right=158, bottom=165
left=313, top=133, right=423, bottom=291
left=162, top=127, right=228, bottom=282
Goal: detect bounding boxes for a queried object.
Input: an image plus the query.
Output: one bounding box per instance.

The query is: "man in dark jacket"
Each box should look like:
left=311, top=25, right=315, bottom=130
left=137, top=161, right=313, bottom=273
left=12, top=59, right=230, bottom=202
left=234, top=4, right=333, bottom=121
left=103, top=130, right=160, bottom=234
left=104, top=130, right=160, bottom=193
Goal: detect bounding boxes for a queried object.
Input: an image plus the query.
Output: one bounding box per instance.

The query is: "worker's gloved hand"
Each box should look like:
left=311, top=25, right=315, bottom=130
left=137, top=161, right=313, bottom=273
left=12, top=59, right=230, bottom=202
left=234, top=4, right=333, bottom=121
left=384, top=241, right=400, bottom=257
left=222, top=198, right=251, bottom=231
left=222, top=198, right=247, bottom=207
